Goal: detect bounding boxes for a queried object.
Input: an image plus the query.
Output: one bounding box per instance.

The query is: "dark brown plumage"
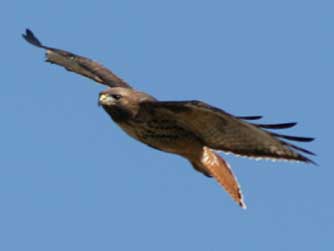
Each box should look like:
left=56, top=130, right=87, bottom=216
left=23, top=29, right=316, bottom=209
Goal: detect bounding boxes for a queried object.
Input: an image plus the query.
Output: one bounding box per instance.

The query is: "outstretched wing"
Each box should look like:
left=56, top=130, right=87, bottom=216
left=140, top=100, right=316, bottom=164
left=22, top=29, right=132, bottom=89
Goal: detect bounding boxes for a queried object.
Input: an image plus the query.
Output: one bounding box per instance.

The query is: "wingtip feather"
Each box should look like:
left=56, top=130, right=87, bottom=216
left=271, top=133, right=315, bottom=142
left=237, top=115, right=263, bottom=120
left=254, top=122, right=298, bottom=129
left=22, top=28, right=44, bottom=48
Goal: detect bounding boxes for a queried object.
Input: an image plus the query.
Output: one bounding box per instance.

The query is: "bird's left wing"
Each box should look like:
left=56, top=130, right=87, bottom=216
left=140, top=100, right=316, bottom=164
left=22, top=29, right=132, bottom=89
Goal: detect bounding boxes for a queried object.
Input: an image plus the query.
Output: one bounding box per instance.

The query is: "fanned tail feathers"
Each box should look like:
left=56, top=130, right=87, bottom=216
left=192, top=147, right=246, bottom=209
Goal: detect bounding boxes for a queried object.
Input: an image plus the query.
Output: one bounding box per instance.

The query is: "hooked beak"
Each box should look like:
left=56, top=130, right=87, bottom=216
left=98, top=93, right=114, bottom=106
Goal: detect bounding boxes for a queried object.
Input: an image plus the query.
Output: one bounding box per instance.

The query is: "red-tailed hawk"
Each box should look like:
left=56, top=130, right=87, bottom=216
left=23, top=29, right=315, bottom=209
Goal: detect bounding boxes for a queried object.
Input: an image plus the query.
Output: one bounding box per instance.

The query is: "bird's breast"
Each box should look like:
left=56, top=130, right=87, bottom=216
left=117, top=119, right=202, bottom=156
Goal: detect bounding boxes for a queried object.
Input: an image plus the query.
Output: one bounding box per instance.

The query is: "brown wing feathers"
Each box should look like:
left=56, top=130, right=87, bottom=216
left=22, top=29, right=131, bottom=89
left=142, top=101, right=315, bottom=164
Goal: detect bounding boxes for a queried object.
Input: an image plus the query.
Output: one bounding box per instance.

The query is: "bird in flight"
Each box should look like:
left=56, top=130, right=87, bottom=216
left=23, top=29, right=315, bottom=209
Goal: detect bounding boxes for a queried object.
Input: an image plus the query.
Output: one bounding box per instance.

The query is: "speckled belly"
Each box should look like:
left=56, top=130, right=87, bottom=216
left=118, top=119, right=202, bottom=155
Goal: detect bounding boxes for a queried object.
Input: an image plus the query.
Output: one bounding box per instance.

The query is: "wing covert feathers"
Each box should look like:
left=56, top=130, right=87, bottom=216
left=200, top=147, right=246, bottom=209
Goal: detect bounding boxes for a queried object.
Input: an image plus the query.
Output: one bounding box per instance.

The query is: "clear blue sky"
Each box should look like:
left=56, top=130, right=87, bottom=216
left=2, top=1, right=332, bottom=250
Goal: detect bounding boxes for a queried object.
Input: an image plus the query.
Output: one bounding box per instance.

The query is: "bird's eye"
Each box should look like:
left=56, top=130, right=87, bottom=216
left=111, top=94, right=122, bottom=100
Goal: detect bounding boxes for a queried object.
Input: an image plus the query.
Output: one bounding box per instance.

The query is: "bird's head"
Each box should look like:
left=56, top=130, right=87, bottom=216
left=98, top=87, right=156, bottom=121
left=99, top=87, right=128, bottom=107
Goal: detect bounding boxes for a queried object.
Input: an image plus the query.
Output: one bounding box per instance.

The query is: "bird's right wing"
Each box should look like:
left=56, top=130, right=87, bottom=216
left=140, top=100, right=316, bottom=164
left=22, top=29, right=132, bottom=89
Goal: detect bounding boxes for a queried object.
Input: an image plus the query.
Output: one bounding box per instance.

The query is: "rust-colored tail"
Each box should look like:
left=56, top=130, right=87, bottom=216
left=192, top=147, right=246, bottom=209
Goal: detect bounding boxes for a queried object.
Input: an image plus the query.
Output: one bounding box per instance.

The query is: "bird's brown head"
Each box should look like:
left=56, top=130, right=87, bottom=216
left=99, top=87, right=156, bottom=122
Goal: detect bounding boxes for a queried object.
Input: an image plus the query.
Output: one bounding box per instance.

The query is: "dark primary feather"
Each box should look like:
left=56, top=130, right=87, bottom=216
left=22, top=29, right=44, bottom=48
left=270, top=133, right=314, bottom=142
left=253, top=122, right=297, bottom=129
left=141, top=100, right=315, bottom=164
left=22, top=29, right=131, bottom=89
left=282, top=141, right=316, bottom=156
left=236, top=115, right=263, bottom=120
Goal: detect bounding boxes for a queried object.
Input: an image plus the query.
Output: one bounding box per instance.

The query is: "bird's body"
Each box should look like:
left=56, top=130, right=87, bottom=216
left=23, top=29, right=316, bottom=209
left=100, top=88, right=201, bottom=156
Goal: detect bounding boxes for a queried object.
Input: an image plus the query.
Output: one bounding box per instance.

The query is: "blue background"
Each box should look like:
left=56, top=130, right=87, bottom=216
left=2, top=1, right=332, bottom=250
